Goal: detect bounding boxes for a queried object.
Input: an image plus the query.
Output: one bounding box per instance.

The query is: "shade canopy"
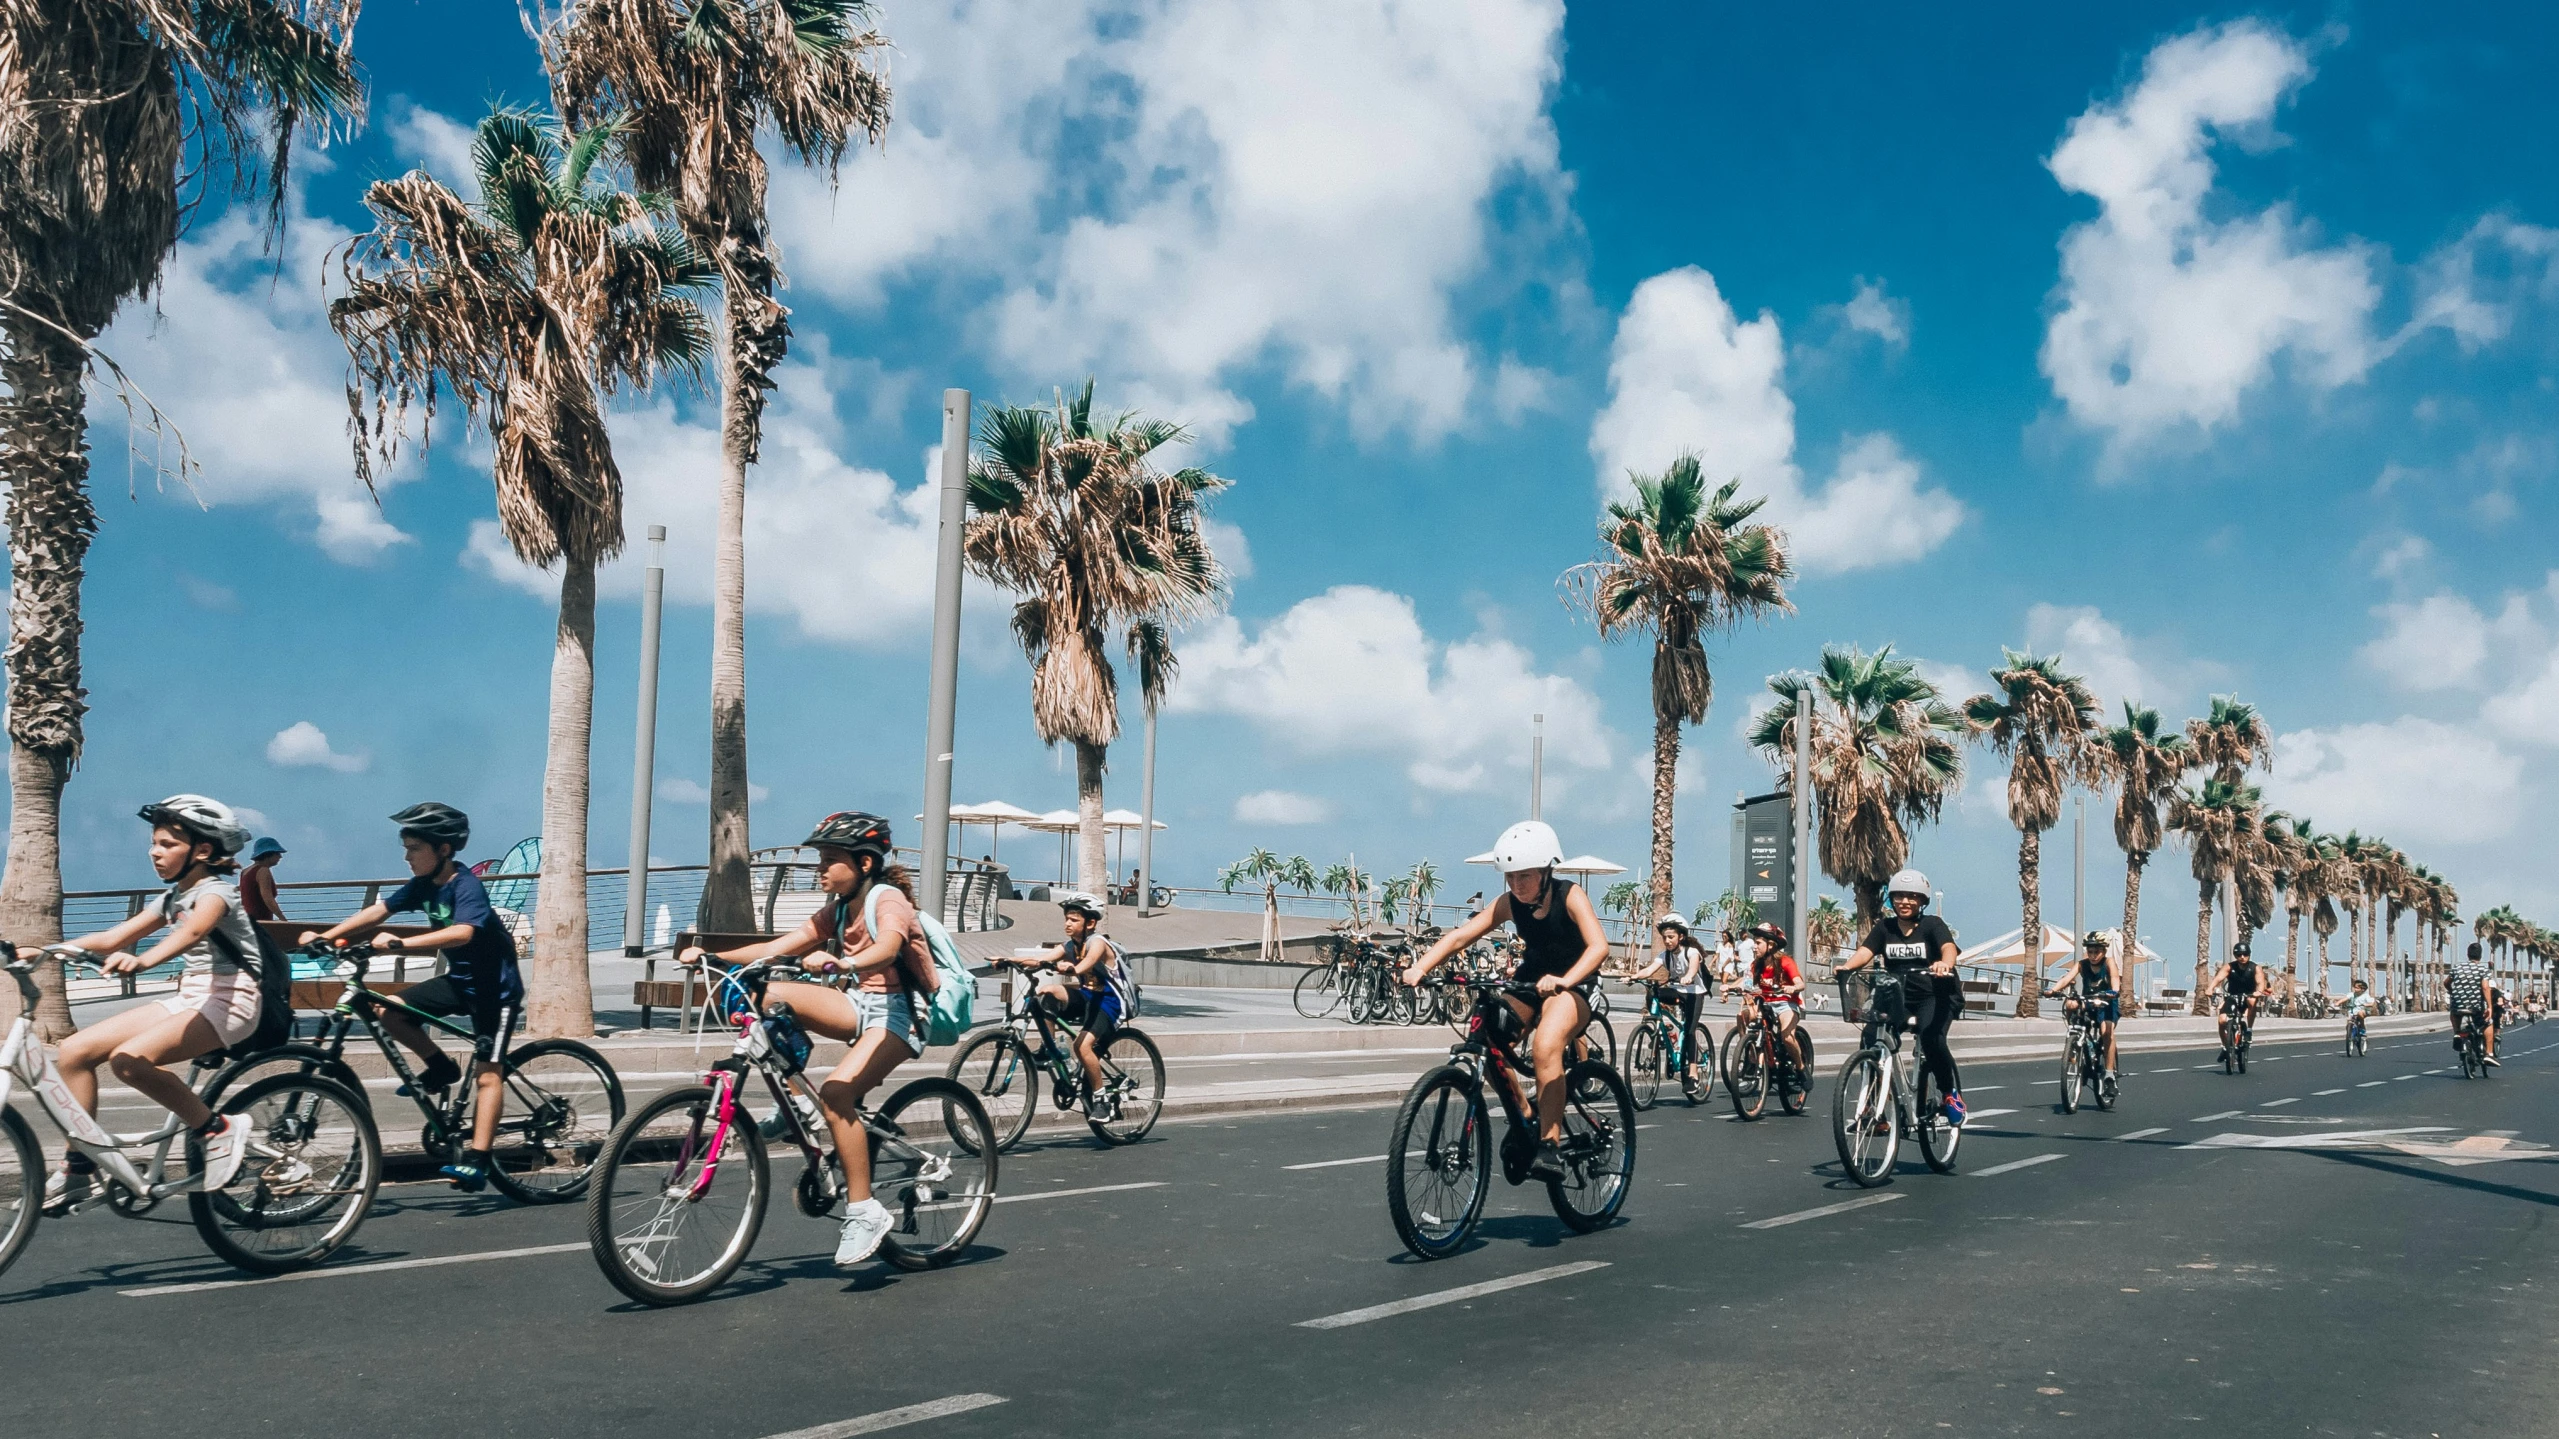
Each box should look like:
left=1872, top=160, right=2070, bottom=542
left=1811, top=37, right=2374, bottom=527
left=1102, top=809, right=1168, bottom=831
left=1958, top=925, right=2163, bottom=969
left=1026, top=809, right=1083, bottom=832
left=959, top=800, right=1042, bottom=823
left=1555, top=855, right=1628, bottom=877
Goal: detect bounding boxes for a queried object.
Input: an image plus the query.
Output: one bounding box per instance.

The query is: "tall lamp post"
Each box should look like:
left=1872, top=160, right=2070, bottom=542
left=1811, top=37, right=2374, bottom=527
left=622, top=525, right=666, bottom=957
left=919, top=389, right=970, bottom=919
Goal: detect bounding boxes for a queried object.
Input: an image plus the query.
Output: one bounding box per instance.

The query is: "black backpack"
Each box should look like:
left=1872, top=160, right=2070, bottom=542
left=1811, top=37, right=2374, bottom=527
left=205, top=919, right=295, bottom=1055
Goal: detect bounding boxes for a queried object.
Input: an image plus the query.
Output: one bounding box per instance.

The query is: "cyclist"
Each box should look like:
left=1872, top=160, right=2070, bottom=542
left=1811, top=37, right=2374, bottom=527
left=2054, top=930, right=2121, bottom=1082
left=1630, top=912, right=1712, bottom=1087
left=2341, top=978, right=2378, bottom=1050
left=2204, top=941, right=2264, bottom=1064
left=1400, top=820, right=1609, bottom=1181
left=2436, top=942, right=2497, bottom=1065
left=1723, top=922, right=1806, bottom=1074
left=678, top=811, right=940, bottom=1268
left=42, top=796, right=258, bottom=1214
left=1018, top=890, right=1134, bottom=1113
left=303, top=803, right=522, bottom=1191
left=1833, top=868, right=1966, bottom=1125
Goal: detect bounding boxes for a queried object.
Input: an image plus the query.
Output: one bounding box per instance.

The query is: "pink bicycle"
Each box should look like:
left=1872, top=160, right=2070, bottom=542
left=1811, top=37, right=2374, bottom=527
left=583, top=959, right=997, bottom=1306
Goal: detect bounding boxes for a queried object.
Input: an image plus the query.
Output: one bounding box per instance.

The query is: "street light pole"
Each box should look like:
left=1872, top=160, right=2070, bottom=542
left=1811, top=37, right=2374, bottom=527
left=1138, top=703, right=1159, bottom=917
left=1792, top=710, right=1812, bottom=964
left=2072, top=796, right=2084, bottom=951
left=622, top=525, right=666, bottom=957
left=919, top=389, right=970, bottom=920
left=1530, top=713, right=1544, bottom=821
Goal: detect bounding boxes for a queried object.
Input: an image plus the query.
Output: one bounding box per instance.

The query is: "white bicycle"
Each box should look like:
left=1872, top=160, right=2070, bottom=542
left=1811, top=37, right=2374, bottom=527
left=0, top=943, right=379, bottom=1280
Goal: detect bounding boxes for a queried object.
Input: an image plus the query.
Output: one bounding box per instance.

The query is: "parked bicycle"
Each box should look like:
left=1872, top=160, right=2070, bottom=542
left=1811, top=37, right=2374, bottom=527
left=0, top=944, right=378, bottom=1279
left=1829, top=972, right=1960, bottom=1186
left=945, top=958, right=1166, bottom=1151
left=227, top=941, right=624, bottom=1202
left=1723, top=991, right=1813, bottom=1121
left=1292, top=944, right=1358, bottom=1020
left=1624, top=981, right=1714, bottom=1110
left=585, top=959, right=996, bottom=1306
left=1384, top=980, right=1635, bottom=1260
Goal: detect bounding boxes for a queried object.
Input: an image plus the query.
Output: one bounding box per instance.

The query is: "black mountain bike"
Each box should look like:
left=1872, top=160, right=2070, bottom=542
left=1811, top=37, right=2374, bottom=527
left=2218, top=996, right=2256, bottom=1075
left=2056, top=994, right=2117, bottom=1114
left=945, top=960, right=1165, bottom=1150
left=1384, top=981, right=1634, bottom=1260
left=1723, top=992, right=1813, bottom=1121
left=1624, top=982, right=1714, bottom=1110
left=2453, top=1010, right=2489, bottom=1080
left=223, top=942, right=624, bottom=1202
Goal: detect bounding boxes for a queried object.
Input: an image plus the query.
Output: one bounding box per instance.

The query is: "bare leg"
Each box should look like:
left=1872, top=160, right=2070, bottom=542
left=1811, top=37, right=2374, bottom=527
left=54, top=1003, right=173, bottom=1116
left=377, top=1008, right=446, bottom=1069
left=820, top=1028, right=914, bottom=1203
left=104, top=1011, right=225, bottom=1130
left=469, top=1062, right=504, bottom=1150
left=1530, top=991, right=1592, bottom=1144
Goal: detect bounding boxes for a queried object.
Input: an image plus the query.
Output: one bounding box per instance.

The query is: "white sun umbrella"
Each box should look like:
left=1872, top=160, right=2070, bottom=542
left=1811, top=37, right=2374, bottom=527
left=1554, top=855, right=1628, bottom=878
left=1026, top=809, right=1082, bottom=887
left=1101, top=809, right=1167, bottom=887
left=965, top=800, right=1042, bottom=864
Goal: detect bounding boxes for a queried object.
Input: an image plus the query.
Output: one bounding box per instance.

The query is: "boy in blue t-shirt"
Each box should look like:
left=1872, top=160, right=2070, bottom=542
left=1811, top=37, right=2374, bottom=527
left=303, top=803, right=524, bottom=1190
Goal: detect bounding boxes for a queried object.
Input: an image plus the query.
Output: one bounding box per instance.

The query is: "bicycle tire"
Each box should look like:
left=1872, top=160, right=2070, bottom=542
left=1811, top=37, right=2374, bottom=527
left=2058, top=1036, right=2083, bottom=1115
left=946, top=1028, right=1041, bottom=1152
left=1831, top=1049, right=1896, bottom=1187
left=1684, top=1022, right=1716, bottom=1105
left=1347, top=970, right=1379, bottom=1025
left=204, top=1042, right=368, bottom=1116
left=1386, top=1066, right=1490, bottom=1260
left=1916, top=1065, right=1962, bottom=1174
left=188, top=1073, right=380, bottom=1275
left=871, top=1076, right=998, bottom=1271
left=1777, top=1031, right=1811, bottom=1116
left=0, top=1106, right=40, bottom=1280
left=1727, top=1027, right=1767, bottom=1121
left=486, top=1039, right=625, bottom=1204
left=585, top=1083, right=767, bottom=1306
left=1626, top=1023, right=1664, bottom=1111
left=1294, top=964, right=1341, bottom=1020
left=1582, top=1010, right=1617, bottom=1069
left=1547, top=1060, right=1635, bottom=1233
left=1087, top=1030, right=1166, bottom=1144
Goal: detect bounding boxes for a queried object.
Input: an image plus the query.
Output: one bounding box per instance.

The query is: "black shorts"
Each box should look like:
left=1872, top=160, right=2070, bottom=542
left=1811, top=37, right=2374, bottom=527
left=1053, top=986, right=1121, bottom=1042
left=397, top=975, right=518, bottom=1063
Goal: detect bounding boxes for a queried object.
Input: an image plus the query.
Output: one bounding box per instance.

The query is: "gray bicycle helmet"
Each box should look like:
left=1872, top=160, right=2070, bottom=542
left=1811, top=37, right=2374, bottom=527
left=390, top=801, right=471, bottom=850
left=138, top=794, right=251, bottom=859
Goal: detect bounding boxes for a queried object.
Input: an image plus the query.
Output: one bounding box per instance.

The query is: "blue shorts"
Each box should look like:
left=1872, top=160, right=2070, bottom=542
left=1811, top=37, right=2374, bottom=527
left=852, top=989, right=919, bottom=1052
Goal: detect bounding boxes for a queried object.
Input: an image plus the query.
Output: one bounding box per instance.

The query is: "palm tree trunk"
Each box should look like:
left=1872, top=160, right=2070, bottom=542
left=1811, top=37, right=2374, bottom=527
left=530, top=556, right=599, bottom=1037
left=1074, top=739, right=1109, bottom=897
left=2190, top=879, right=2214, bottom=1017
left=2121, top=849, right=2148, bottom=1005
left=699, top=283, right=778, bottom=933
left=1648, top=704, right=1678, bottom=925
left=1852, top=878, right=1884, bottom=931
left=0, top=319, right=95, bottom=1041
left=2284, top=910, right=2302, bottom=1011
left=2014, top=825, right=2044, bottom=1019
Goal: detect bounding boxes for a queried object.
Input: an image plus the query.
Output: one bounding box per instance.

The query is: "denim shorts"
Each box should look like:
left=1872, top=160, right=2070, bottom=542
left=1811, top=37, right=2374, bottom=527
left=852, top=989, right=919, bottom=1052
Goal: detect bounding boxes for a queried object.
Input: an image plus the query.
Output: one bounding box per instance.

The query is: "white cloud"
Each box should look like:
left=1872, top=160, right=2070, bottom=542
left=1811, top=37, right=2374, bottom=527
left=384, top=97, right=479, bottom=197
left=2265, top=717, right=2523, bottom=844
left=2039, top=21, right=2381, bottom=448
left=1589, top=266, right=1964, bottom=573
left=91, top=193, right=414, bottom=560
left=777, top=0, right=1570, bottom=446
left=266, top=721, right=368, bottom=774
left=1169, top=584, right=1614, bottom=796
left=2407, top=215, right=2559, bottom=351
left=1201, top=517, right=1253, bottom=582
left=2370, top=532, right=2431, bottom=581
left=2359, top=594, right=2492, bottom=691
left=1232, top=790, right=1333, bottom=825
left=1836, top=277, right=1910, bottom=348
left=1490, top=357, right=1560, bottom=423
left=657, top=778, right=771, bottom=805
left=2022, top=604, right=2164, bottom=714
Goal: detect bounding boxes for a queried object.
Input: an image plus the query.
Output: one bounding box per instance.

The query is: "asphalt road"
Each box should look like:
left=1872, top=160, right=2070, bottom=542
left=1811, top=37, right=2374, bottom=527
left=6, top=1021, right=2554, bottom=1438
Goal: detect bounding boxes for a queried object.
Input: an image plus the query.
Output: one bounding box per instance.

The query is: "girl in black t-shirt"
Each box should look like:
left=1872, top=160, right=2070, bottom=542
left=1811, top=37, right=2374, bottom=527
left=1834, top=869, right=1968, bottom=1125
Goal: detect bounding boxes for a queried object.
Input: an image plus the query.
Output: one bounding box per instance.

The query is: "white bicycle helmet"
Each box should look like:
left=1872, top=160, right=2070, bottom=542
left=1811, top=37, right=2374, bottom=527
left=1055, top=889, right=1105, bottom=918
left=1489, top=820, right=1563, bottom=874
left=1654, top=911, right=1689, bottom=932
left=138, top=794, right=251, bottom=859
left=1886, top=867, right=1931, bottom=902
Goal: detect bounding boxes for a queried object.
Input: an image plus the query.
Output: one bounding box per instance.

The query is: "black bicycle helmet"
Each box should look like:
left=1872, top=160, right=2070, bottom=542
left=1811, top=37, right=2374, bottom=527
left=390, top=801, right=471, bottom=850
left=803, top=810, right=893, bottom=859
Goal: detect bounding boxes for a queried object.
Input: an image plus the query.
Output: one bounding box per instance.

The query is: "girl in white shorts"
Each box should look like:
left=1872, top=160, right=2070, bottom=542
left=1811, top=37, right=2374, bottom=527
left=43, top=796, right=262, bottom=1214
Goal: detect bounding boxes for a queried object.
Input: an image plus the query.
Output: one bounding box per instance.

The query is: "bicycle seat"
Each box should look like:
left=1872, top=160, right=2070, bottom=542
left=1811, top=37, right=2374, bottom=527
left=191, top=1048, right=234, bottom=1070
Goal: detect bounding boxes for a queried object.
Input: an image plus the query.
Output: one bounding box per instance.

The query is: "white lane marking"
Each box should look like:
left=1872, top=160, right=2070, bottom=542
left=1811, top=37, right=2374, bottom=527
left=1740, top=1193, right=1906, bottom=1229
left=1973, top=1153, right=2065, bottom=1177
left=2393, top=1074, right=2419, bottom=1081
left=2114, top=1127, right=2168, bottom=1141
left=1966, top=1108, right=2019, bottom=1120
left=2357, top=1081, right=2388, bottom=1088
left=2314, top=1088, right=2346, bottom=1096
left=2262, top=1098, right=2300, bottom=1108
left=1285, top=1154, right=1386, bottom=1171
left=2180, top=1126, right=2452, bottom=1152
left=1968, top=1086, right=2006, bottom=1092
left=992, top=1182, right=1166, bottom=1205
left=2191, top=1110, right=2243, bottom=1122
left=759, top=1394, right=1010, bottom=1438
left=1296, top=1261, right=1611, bottom=1329
left=123, top=1242, right=587, bottom=1297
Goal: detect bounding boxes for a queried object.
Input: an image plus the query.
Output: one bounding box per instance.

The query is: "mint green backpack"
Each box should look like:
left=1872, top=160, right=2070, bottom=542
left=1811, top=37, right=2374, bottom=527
left=863, top=884, right=976, bottom=1047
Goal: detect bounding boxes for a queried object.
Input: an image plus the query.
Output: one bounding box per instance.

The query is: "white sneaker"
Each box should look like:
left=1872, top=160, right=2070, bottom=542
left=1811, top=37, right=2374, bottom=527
left=833, top=1197, right=894, bottom=1269
left=196, top=1114, right=251, bottom=1191
left=41, top=1165, right=97, bottom=1217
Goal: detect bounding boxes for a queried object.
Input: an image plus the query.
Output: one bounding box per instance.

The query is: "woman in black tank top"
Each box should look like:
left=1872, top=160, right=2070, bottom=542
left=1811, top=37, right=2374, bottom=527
left=1398, top=823, right=1611, bottom=1181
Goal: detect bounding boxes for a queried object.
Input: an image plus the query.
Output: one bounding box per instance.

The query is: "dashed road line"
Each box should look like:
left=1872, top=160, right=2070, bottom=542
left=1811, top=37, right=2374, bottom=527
left=759, top=1394, right=1009, bottom=1438
left=2262, top=1098, right=2299, bottom=1107
left=2114, top=1127, right=2168, bottom=1141
left=2314, top=1088, right=2346, bottom=1096
left=2393, top=1074, right=2418, bottom=1081
left=1740, top=1193, right=1906, bottom=1229
left=992, top=1182, right=1167, bottom=1205
left=1296, top=1261, right=1611, bottom=1329
left=2191, top=1110, right=2243, bottom=1122
left=123, top=1242, right=587, bottom=1297
left=2357, top=1081, right=2388, bottom=1088
left=1285, top=1154, right=1386, bottom=1171
left=1973, top=1153, right=2065, bottom=1177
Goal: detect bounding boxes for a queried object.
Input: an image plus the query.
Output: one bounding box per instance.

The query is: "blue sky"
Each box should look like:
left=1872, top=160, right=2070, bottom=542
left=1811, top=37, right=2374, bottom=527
left=46, top=3, right=2559, bottom=949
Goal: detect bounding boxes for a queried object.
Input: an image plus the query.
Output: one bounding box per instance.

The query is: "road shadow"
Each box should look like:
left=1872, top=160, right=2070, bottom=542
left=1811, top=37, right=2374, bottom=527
left=604, top=1241, right=1012, bottom=1312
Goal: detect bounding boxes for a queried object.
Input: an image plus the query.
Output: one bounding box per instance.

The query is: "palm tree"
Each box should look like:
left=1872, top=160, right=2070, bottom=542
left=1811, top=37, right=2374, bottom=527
left=0, top=1, right=362, bottom=1039
left=2309, top=834, right=2343, bottom=997
left=1406, top=861, right=1443, bottom=930
left=1219, top=847, right=1285, bottom=963
left=1963, top=650, right=2100, bottom=1018
left=2186, top=695, right=2272, bottom=786
left=1748, top=646, right=1965, bottom=927
left=1565, top=456, right=1791, bottom=923
left=333, top=108, right=715, bottom=1037
left=2167, top=778, right=2258, bottom=1015
left=2098, top=703, right=2191, bottom=1017
left=542, top=0, right=892, bottom=932
left=1321, top=859, right=1373, bottom=931
left=1807, top=895, right=1854, bottom=969
left=965, top=383, right=1230, bottom=895
left=2277, top=817, right=2321, bottom=1008
left=2234, top=809, right=2303, bottom=1010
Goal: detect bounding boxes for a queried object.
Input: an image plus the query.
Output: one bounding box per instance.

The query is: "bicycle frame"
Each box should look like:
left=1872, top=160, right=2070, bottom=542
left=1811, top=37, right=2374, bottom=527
left=0, top=962, right=206, bottom=1203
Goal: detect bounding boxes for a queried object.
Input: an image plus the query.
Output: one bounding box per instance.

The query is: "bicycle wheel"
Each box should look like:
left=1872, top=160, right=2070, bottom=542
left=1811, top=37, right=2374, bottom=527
left=1087, top=1030, right=1166, bottom=1144
left=2235, top=1031, right=2249, bottom=1074
left=0, top=1107, right=40, bottom=1280
left=1727, top=1027, right=1767, bottom=1120
left=1683, top=1022, right=1716, bottom=1105
left=2095, top=1060, right=2118, bottom=1112
left=1581, top=1010, right=1617, bottom=1069
left=1386, top=1066, right=1490, bottom=1260
left=2058, top=1036, right=2083, bottom=1115
left=1831, top=1049, right=1896, bottom=1187
left=1294, top=963, right=1341, bottom=1019
left=1547, top=1060, right=1635, bottom=1233
left=1347, top=970, right=1379, bottom=1025
left=1777, top=1032, right=1811, bottom=1116
left=946, top=1028, right=1041, bottom=1152
left=871, top=1077, right=998, bottom=1271
left=487, top=1039, right=625, bottom=1204
left=204, top=1042, right=368, bottom=1116
left=1916, top=1064, right=1963, bottom=1174
left=1624, top=1023, right=1663, bottom=1111
left=585, top=1083, right=766, bottom=1306
left=188, top=1073, right=379, bottom=1275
